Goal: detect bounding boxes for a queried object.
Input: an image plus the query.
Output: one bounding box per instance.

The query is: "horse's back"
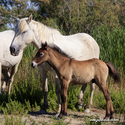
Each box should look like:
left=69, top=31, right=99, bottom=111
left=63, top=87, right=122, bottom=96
left=56, top=33, right=100, bottom=61
left=0, top=30, right=14, bottom=37
left=0, top=30, right=14, bottom=44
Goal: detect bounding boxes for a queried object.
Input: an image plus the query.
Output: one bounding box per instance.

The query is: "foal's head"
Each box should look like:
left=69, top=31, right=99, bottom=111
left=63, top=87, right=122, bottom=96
left=31, top=42, right=49, bottom=68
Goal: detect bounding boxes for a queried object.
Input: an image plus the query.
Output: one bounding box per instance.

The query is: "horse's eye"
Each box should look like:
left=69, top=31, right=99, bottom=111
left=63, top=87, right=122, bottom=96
left=40, top=52, right=44, bottom=57
left=22, top=31, right=26, bottom=34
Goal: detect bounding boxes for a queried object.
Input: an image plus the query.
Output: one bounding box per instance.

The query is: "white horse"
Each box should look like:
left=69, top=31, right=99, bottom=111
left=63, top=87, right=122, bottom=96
left=0, top=30, right=23, bottom=94
left=10, top=14, right=100, bottom=116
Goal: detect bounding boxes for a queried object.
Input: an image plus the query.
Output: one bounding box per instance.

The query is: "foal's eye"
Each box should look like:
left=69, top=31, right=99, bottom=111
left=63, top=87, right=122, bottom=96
left=39, top=52, right=44, bottom=57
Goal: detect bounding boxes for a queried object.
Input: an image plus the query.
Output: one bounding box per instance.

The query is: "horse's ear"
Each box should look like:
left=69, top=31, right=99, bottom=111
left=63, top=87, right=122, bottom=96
left=16, top=18, right=20, bottom=22
left=28, top=14, right=32, bottom=23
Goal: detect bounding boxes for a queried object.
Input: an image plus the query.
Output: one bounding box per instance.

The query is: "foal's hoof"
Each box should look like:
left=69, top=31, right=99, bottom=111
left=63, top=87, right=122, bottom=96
left=110, top=111, right=115, bottom=119
left=103, top=115, right=110, bottom=120
left=110, top=115, right=114, bottom=119
left=103, top=116, right=109, bottom=119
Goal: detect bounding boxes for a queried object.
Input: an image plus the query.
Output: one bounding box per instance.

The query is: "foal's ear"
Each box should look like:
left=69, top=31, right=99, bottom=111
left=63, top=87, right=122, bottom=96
left=27, top=14, right=32, bottom=23
left=45, top=41, right=47, bottom=47
left=42, top=42, right=47, bottom=50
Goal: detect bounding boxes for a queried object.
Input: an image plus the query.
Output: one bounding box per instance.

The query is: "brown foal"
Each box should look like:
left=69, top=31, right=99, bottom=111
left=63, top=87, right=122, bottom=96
left=31, top=42, right=120, bottom=119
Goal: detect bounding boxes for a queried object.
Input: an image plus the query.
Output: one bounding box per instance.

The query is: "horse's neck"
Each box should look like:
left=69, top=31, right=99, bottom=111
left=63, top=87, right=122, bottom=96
left=30, top=20, right=63, bottom=49
left=47, top=48, right=69, bottom=70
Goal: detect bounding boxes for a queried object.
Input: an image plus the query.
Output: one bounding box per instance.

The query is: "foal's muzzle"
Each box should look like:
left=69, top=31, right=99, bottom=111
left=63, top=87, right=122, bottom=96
left=31, top=61, right=37, bottom=68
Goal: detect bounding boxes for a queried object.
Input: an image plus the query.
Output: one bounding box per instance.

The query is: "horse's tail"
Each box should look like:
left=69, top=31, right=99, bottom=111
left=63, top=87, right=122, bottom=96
left=105, top=62, right=120, bottom=82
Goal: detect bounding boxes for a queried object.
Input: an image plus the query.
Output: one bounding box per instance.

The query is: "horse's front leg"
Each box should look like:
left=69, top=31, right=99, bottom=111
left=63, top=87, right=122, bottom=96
left=53, top=71, right=61, bottom=117
left=8, top=63, right=19, bottom=94
left=38, top=66, right=48, bottom=114
left=0, top=63, right=1, bottom=93
left=1, top=68, right=10, bottom=93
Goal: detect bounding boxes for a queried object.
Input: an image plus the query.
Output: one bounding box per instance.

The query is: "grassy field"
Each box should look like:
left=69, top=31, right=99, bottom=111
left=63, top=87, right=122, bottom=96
left=0, top=26, right=125, bottom=124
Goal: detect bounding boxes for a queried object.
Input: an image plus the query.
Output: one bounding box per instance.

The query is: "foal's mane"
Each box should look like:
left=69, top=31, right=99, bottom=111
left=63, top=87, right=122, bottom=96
left=47, top=44, right=73, bottom=59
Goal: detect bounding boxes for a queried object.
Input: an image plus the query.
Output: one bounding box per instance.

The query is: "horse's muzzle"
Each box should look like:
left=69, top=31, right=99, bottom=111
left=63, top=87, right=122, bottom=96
left=10, top=46, right=16, bottom=56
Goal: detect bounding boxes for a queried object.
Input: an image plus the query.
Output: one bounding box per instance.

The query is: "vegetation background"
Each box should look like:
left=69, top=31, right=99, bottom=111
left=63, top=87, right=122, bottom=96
left=0, top=0, right=125, bottom=124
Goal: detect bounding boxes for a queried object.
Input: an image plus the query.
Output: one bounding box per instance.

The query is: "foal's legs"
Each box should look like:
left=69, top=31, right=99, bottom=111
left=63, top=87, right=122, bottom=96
left=59, top=81, right=69, bottom=118
left=96, top=81, right=114, bottom=119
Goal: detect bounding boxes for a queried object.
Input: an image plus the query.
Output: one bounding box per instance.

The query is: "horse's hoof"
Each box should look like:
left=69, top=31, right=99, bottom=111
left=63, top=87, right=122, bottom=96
left=85, top=108, right=90, bottom=113
left=37, top=108, right=47, bottom=114
left=58, top=114, right=63, bottom=119
left=54, top=113, right=60, bottom=118
left=77, top=104, right=83, bottom=110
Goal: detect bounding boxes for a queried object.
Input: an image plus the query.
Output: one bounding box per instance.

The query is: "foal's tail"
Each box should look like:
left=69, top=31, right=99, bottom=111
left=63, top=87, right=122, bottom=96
left=105, top=62, right=120, bottom=82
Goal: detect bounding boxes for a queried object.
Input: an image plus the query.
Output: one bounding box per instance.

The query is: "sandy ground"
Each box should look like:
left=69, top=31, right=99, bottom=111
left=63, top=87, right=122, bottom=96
left=0, top=108, right=124, bottom=125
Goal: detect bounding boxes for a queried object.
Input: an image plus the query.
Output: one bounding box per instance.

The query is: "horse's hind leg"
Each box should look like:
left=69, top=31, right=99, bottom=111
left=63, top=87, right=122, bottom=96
left=78, top=84, right=87, bottom=110
left=8, top=63, right=19, bottom=94
left=78, top=82, right=95, bottom=113
left=38, top=66, right=48, bottom=113
left=89, top=82, right=95, bottom=110
left=53, top=71, right=61, bottom=117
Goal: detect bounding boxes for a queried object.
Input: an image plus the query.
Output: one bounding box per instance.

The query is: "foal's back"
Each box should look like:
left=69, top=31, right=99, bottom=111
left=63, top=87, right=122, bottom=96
left=70, top=58, right=108, bottom=84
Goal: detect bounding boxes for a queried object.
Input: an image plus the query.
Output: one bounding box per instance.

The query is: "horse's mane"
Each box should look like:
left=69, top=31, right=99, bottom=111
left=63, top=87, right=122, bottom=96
left=31, top=20, right=63, bottom=42
left=47, top=44, right=73, bottom=59
left=15, top=17, right=63, bottom=43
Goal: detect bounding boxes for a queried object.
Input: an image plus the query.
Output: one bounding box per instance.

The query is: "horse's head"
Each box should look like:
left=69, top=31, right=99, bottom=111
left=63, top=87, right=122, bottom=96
left=31, top=42, right=48, bottom=68
left=10, top=14, right=38, bottom=56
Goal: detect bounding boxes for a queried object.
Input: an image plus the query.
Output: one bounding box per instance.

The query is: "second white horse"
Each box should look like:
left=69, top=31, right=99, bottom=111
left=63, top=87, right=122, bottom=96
left=0, top=30, right=23, bottom=94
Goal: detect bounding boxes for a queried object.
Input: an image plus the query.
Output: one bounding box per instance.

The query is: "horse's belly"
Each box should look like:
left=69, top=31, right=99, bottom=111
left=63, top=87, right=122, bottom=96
left=2, top=51, right=23, bottom=68
left=2, top=60, right=15, bottom=68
